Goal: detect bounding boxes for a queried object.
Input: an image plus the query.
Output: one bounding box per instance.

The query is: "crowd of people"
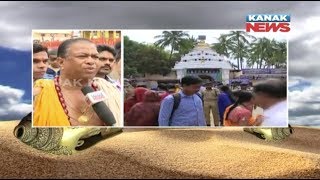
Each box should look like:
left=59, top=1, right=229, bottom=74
left=124, top=76, right=288, bottom=127
left=32, top=37, right=122, bottom=127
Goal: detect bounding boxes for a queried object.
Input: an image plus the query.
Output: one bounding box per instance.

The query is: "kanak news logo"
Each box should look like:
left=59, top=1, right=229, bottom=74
left=246, top=14, right=291, bottom=32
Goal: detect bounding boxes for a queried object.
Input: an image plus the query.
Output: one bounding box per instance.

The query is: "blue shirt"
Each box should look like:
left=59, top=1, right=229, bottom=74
left=43, top=68, right=60, bottom=79
left=46, top=68, right=60, bottom=77
left=158, top=91, right=207, bottom=126
left=218, top=92, right=233, bottom=121
left=43, top=73, right=55, bottom=79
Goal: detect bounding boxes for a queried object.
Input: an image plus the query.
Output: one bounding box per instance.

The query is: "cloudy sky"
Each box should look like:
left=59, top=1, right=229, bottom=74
left=0, top=1, right=319, bottom=125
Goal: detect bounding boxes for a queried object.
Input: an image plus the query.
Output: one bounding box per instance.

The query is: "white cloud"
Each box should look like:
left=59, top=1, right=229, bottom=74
left=286, top=8, right=320, bottom=126
left=289, top=86, right=320, bottom=104
left=290, top=16, right=320, bottom=40
left=289, top=81, right=320, bottom=126
left=290, top=115, right=320, bottom=126
left=0, top=19, right=31, bottom=50
left=288, top=76, right=302, bottom=87
left=0, top=85, right=31, bottom=120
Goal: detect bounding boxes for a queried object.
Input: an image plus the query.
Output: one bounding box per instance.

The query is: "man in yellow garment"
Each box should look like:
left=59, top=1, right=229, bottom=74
left=33, top=38, right=121, bottom=127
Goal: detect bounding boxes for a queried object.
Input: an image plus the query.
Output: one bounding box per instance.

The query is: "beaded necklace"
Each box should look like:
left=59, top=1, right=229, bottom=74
left=54, top=76, right=98, bottom=125
left=54, top=76, right=71, bottom=122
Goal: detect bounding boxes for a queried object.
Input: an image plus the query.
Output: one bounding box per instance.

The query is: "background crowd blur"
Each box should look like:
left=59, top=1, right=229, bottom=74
left=124, top=77, right=287, bottom=127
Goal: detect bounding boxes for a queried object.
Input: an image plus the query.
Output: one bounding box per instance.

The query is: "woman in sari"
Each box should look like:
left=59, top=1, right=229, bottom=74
left=223, top=91, right=263, bottom=126
left=124, top=87, right=148, bottom=113
left=125, top=90, right=161, bottom=126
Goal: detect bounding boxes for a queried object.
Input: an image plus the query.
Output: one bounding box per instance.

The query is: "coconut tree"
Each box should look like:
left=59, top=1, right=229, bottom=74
left=270, top=40, right=287, bottom=68
left=178, top=35, right=198, bottom=56
left=230, top=41, right=250, bottom=69
left=211, top=34, right=232, bottom=57
left=247, top=46, right=259, bottom=68
left=250, top=37, right=275, bottom=69
left=226, top=31, right=256, bottom=69
left=154, top=31, right=189, bottom=61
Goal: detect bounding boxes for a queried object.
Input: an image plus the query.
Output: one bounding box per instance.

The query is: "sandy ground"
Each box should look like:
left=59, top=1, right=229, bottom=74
left=0, top=121, right=320, bottom=179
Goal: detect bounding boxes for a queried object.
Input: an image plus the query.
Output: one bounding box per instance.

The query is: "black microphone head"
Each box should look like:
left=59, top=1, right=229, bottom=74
left=81, top=86, right=94, bottom=95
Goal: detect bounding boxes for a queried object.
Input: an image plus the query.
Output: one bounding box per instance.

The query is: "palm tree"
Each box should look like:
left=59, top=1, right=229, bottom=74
left=247, top=46, right=259, bottom=68
left=264, top=39, right=277, bottom=68
left=178, top=35, right=198, bottom=56
left=230, top=41, right=250, bottom=69
left=250, top=37, right=276, bottom=69
left=270, top=40, right=287, bottom=68
left=154, top=31, right=189, bottom=61
left=225, top=31, right=256, bottom=69
left=211, top=34, right=231, bottom=57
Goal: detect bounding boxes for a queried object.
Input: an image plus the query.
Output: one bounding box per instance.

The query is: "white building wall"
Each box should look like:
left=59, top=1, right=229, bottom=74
left=221, top=69, right=230, bottom=85
left=176, top=69, right=186, bottom=80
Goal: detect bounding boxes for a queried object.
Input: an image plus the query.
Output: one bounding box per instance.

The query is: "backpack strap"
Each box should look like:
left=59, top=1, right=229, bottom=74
left=196, top=92, right=204, bottom=106
left=169, top=93, right=181, bottom=126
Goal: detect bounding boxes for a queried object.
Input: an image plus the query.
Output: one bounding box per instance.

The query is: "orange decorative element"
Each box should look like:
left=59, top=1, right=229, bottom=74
left=39, top=38, right=121, bottom=49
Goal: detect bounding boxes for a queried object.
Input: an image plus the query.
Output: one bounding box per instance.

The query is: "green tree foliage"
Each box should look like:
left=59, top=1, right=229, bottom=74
left=212, top=31, right=286, bottom=70
left=154, top=31, right=189, bottom=61
left=124, top=31, right=287, bottom=78
left=124, top=36, right=174, bottom=78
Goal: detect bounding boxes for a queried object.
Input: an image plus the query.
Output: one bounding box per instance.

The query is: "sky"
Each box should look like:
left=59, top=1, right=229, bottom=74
left=0, top=47, right=32, bottom=120
left=0, top=1, right=320, bottom=125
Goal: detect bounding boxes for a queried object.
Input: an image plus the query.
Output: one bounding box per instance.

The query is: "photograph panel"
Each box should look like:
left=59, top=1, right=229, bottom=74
left=123, top=29, right=288, bottom=128
left=32, top=29, right=123, bottom=127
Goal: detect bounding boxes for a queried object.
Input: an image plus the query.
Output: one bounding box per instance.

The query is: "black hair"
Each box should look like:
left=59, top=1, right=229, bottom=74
left=166, top=83, right=175, bottom=89
left=57, top=38, right=93, bottom=58
left=136, top=85, right=147, bottom=88
left=158, top=83, right=168, bottom=91
left=221, top=85, right=236, bottom=103
left=33, top=43, right=48, bottom=55
left=221, top=85, right=230, bottom=92
left=253, top=79, right=287, bottom=98
left=96, top=44, right=116, bottom=57
left=114, top=41, right=121, bottom=62
left=226, top=91, right=253, bottom=120
left=181, top=76, right=202, bottom=86
left=48, top=49, right=58, bottom=56
left=233, top=90, right=241, bottom=98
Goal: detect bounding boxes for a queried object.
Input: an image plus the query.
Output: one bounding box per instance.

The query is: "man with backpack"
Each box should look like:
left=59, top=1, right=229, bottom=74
left=158, top=76, right=206, bottom=126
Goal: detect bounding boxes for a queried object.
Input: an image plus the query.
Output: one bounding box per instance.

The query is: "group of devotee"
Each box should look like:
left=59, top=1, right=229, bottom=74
left=32, top=37, right=121, bottom=127
left=124, top=76, right=288, bottom=127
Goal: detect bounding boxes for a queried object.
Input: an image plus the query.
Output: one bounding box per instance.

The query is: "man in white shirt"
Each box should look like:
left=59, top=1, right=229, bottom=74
left=253, top=79, right=288, bottom=127
left=96, top=44, right=120, bottom=90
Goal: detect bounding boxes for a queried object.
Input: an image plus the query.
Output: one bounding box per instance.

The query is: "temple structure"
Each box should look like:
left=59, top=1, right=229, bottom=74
left=173, top=36, right=234, bottom=84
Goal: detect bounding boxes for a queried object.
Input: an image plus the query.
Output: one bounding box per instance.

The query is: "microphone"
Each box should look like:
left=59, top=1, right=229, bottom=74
left=81, top=86, right=116, bottom=126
